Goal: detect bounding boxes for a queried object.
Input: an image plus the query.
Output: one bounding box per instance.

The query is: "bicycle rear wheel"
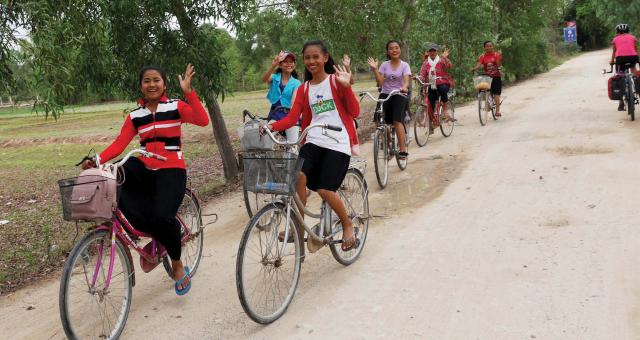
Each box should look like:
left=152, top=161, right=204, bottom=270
left=236, top=202, right=302, bottom=324
left=60, top=229, right=133, bottom=340
left=490, top=96, right=497, bottom=120
left=373, top=128, right=389, bottom=188
left=440, top=100, right=455, bottom=137
left=330, top=169, right=369, bottom=265
left=413, top=105, right=430, bottom=147
left=478, top=92, right=488, bottom=126
left=627, top=78, right=635, bottom=121
left=162, top=189, right=204, bottom=278
left=395, top=124, right=408, bottom=170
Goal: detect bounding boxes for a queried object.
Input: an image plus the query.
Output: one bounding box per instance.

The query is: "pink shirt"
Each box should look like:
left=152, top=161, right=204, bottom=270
left=612, top=34, right=638, bottom=57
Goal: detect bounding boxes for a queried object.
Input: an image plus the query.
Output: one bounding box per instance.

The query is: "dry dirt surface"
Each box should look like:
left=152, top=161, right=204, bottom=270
left=3, top=50, right=640, bottom=339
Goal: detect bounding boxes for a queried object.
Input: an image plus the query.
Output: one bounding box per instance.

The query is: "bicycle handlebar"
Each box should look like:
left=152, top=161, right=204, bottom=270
left=358, top=89, right=406, bottom=103
left=260, top=122, right=342, bottom=147
left=93, top=149, right=166, bottom=168
left=243, top=109, right=258, bottom=121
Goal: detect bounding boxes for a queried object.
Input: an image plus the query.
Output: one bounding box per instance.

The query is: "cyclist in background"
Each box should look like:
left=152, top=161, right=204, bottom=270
left=610, top=24, right=638, bottom=111
left=420, top=43, right=454, bottom=132
left=367, top=40, right=411, bottom=159
left=472, top=41, right=503, bottom=116
left=262, top=51, right=302, bottom=142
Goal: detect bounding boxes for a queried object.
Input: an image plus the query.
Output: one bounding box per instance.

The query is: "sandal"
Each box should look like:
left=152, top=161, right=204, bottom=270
left=398, top=151, right=409, bottom=160
left=174, top=266, right=191, bottom=296
left=495, top=112, right=502, bottom=117
left=340, top=227, right=361, bottom=252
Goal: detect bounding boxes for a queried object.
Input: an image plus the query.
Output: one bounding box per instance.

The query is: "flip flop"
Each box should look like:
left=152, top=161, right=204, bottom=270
left=174, top=266, right=191, bottom=296
left=340, top=227, right=361, bottom=252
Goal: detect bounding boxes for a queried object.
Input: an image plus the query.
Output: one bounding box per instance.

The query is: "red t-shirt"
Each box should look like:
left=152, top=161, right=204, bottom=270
left=479, top=52, right=503, bottom=78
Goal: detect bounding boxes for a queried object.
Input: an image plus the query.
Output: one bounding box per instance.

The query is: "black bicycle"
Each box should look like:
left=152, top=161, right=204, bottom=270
left=604, top=63, right=637, bottom=121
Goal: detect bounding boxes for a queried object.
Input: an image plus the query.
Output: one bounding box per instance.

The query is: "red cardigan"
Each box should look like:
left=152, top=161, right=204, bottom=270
left=99, top=91, right=209, bottom=170
left=271, top=75, right=360, bottom=148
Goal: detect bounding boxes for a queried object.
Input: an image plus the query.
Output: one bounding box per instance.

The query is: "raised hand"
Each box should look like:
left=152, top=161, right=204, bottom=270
left=442, top=48, right=451, bottom=59
left=367, top=57, right=379, bottom=71
left=342, top=54, right=351, bottom=68
left=333, top=64, right=353, bottom=88
left=178, top=63, right=195, bottom=94
left=272, top=51, right=286, bottom=67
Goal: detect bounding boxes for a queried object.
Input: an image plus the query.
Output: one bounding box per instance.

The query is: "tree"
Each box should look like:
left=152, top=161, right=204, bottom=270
left=17, top=0, right=255, bottom=182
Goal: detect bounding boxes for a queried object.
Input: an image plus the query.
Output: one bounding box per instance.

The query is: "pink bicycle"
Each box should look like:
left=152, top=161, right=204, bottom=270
left=57, top=149, right=210, bottom=339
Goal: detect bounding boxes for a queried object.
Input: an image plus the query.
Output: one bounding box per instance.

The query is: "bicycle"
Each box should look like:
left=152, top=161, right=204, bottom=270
left=603, top=63, right=638, bottom=121
left=474, top=74, right=498, bottom=125
left=414, top=76, right=456, bottom=141
left=235, top=120, right=369, bottom=324
left=359, top=89, right=410, bottom=189
left=57, top=149, right=210, bottom=339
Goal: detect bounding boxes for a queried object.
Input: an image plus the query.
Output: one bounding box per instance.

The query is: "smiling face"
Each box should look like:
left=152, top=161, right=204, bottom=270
left=140, top=70, right=166, bottom=101
left=484, top=42, right=494, bottom=53
left=303, top=45, right=328, bottom=77
left=280, top=56, right=296, bottom=74
left=428, top=49, right=438, bottom=59
left=387, top=42, right=401, bottom=60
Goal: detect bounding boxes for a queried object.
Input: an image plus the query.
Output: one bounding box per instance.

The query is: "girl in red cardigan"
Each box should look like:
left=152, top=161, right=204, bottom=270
left=267, top=40, right=361, bottom=251
left=82, top=64, right=209, bottom=295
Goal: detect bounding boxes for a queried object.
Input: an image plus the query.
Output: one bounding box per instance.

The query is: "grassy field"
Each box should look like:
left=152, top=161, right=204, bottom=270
left=0, top=80, right=379, bottom=292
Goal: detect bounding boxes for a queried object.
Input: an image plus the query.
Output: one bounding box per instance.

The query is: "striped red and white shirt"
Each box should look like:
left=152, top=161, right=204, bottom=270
left=99, top=90, right=209, bottom=170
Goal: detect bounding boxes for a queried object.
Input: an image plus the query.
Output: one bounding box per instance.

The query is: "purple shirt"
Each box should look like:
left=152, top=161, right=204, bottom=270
left=379, top=60, right=411, bottom=94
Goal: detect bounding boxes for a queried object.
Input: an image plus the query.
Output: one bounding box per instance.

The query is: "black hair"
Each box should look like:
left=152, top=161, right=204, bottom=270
left=275, top=67, right=300, bottom=80
left=483, top=41, right=493, bottom=48
left=302, top=40, right=336, bottom=81
left=138, top=65, right=168, bottom=86
left=386, top=40, right=402, bottom=60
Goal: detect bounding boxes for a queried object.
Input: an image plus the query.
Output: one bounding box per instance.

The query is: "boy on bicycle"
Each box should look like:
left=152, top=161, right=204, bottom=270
left=420, top=43, right=454, bottom=131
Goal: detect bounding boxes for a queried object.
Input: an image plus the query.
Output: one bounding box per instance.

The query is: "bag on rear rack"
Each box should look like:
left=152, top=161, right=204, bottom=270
left=238, top=118, right=275, bottom=152
left=608, top=75, right=625, bottom=100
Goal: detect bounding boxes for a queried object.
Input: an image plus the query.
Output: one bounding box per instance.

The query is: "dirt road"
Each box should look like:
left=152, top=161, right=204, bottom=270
left=3, top=50, right=640, bottom=339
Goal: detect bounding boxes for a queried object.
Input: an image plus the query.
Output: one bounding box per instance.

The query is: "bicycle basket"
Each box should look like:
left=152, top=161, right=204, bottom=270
left=242, top=151, right=303, bottom=195
left=58, top=168, right=117, bottom=222
left=473, top=75, right=493, bottom=91
left=240, top=118, right=275, bottom=152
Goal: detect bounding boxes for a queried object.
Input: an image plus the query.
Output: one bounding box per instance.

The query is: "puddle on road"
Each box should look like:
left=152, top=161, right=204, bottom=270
left=368, top=153, right=468, bottom=218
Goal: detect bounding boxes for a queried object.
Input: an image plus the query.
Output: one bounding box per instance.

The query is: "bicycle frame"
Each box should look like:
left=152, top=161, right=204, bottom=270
left=253, top=120, right=367, bottom=255
left=85, top=149, right=201, bottom=291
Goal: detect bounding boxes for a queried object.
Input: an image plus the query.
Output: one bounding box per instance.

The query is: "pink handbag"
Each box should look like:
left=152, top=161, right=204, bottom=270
left=69, top=167, right=117, bottom=221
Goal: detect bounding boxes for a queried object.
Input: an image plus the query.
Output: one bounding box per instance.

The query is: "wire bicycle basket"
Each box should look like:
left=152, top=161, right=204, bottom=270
left=242, top=151, right=303, bottom=196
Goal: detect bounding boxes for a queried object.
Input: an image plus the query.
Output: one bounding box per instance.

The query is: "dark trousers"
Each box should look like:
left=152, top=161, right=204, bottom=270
left=119, top=157, right=186, bottom=260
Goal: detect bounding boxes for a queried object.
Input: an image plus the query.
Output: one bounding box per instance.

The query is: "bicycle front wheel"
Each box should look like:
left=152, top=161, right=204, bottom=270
left=440, top=100, right=455, bottom=137
left=162, top=189, right=204, bottom=278
left=413, top=105, right=430, bottom=147
left=331, top=169, right=369, bottom=265
left=60, top=229, right=133, bottom=340
left=478, top=92, right=488, bottom=126
left=236, top=202, right=302, bottom=324
left=373, top=128, right=389, bottom=189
